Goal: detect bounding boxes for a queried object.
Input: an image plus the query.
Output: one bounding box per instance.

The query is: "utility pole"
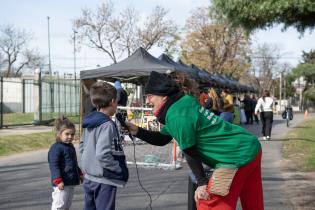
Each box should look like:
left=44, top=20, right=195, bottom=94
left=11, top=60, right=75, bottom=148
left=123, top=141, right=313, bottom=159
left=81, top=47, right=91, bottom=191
left=279, top=72, right=282, bottom=111
left=47, top=16, right=54, bottom=114
left=73, top=29, right=78, bottom=115
left=73, top=29, right=77, bottom=79
left=47, top=16, right=52, bottom=76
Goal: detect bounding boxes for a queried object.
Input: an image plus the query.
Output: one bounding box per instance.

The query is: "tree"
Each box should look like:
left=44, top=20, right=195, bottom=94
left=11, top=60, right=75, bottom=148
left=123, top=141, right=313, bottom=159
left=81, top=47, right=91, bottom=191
left=251, top=43, right=284, bottom=91
left=0, top=25, right=44, bottom=77
left=212, top=0, right=315, bottom=34
left=273, top=71, right=296, bottom=99
left=291, top=50, right=315, bottom=105
left=180, top=7, right=250, bottom=79
left=73, top=1, right=178, bottom=64
left=292, top=50, right=315, bottom=86
left=301, top=49, right=315, bottom=64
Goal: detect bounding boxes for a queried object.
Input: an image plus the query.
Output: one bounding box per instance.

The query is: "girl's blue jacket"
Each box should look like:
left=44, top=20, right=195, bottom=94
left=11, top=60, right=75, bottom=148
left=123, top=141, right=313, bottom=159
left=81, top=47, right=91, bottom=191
left=48, top=141, right=82, bottom=186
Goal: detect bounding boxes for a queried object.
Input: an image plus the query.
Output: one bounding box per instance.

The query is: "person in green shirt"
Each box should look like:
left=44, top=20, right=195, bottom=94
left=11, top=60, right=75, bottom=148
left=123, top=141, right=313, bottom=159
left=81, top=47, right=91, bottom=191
left=126, top=71, right=264, bottom=210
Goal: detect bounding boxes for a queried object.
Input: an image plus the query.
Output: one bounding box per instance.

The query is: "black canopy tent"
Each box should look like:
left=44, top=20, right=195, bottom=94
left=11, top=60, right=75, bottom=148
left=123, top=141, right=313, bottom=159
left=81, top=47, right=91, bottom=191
left=191, top=64, right=218, bottom=87
left=80, top=47, right=195, bottom=85
left=79, top=47, right=203, bottom=117
left=158, top=54, right=199, bottom=79
left=177, top=60, right=207, bottom=84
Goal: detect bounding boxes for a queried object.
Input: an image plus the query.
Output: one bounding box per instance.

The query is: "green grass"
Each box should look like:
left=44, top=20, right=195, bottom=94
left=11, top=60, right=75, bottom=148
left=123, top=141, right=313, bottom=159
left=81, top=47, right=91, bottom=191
left=2, top=113, right=80, bottom=125
left=283, top=117, right=315, bottom=171
left=0, top=132, right=55, bottom=156
left=3, top=113, right=34, bottom=125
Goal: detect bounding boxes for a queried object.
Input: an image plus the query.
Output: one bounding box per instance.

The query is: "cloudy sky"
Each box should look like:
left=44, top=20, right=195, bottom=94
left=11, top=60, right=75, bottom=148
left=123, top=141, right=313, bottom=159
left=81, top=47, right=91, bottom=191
left=1, top=0, right=315, bottom=74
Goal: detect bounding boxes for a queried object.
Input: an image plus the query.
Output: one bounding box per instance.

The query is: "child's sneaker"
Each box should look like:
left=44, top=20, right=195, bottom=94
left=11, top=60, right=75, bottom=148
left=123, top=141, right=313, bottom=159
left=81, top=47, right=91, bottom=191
left=266, top=136, right=270, bottom=141
left=262, top=136, right=267, bottom=141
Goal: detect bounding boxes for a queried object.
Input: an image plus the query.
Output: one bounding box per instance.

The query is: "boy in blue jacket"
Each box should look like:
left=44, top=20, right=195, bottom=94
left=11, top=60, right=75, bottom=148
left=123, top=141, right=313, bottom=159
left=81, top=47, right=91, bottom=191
left=48, top=117, right=83, bottom=210
left=80, top=81, right=129, bottom=210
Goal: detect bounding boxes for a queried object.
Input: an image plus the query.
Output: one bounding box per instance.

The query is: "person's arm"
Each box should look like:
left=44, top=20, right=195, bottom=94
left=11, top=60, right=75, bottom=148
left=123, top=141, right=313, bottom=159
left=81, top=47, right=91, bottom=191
left=48, top=145, right=63, bottom=186
left=79, top=130, right=85, bottom=155
left=96, top=123, right=121, bottom=173
left=254, top=98, right=262, bottom=115
left=182, top=146, right=208, bottom=186
left=135, top=127, right=173, bottom=146
left=183, top=146, right=210, bottom=201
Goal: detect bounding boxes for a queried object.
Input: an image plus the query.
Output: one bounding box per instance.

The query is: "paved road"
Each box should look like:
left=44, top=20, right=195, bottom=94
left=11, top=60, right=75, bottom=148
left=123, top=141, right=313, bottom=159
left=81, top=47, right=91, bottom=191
left=0, top=113, right=311, bottom=210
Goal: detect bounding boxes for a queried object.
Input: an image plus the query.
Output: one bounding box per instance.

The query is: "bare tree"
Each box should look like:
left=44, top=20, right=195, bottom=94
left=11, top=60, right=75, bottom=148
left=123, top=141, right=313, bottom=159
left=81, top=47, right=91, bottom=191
left=251, top=43, right=282, bottom=91
left=180, top=7, right=250, bottom=79
left=0, top=25, right=44, bottom=77
left=138, top=6, right=178, bottom=51
left=73, top=1, right=178, bottom=64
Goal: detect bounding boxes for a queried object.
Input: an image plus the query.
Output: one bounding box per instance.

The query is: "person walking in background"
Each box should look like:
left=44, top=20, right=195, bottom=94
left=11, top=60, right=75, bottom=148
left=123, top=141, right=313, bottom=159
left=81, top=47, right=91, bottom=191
left=48, top=117, right=83, bottom=210
left=205, top=87, right=221, bottom=116
left=199, top=88, right=209, bottom=107
left=126, top=71, right=264, bottom=210
left=220, top=89, right=234, bottom=123
left=251, top=94, right=259, bottom=124
left=80, top=82, right=129, bottom=210
left=114, top=80, right=128, bottom=107
left=255, top=90, right=274, bottom=141
left=242, top=94, right=253, bottom=124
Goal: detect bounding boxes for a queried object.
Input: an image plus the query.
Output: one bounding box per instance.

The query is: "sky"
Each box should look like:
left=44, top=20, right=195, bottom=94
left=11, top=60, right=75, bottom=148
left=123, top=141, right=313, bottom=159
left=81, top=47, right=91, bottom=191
left=1, top=0, right=315, bottom=76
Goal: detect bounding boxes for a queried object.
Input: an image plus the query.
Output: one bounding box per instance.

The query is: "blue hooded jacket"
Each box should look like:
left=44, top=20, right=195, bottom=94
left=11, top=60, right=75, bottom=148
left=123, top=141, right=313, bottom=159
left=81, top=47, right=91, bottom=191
left=48, top=141, right=81, bottom=186
left=80, top=111, right=128, bottom=187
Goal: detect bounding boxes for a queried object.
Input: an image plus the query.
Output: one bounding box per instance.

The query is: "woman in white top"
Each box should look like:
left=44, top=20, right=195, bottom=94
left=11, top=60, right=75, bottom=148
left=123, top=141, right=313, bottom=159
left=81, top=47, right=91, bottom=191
left=255, top=90, right=274, bottom=140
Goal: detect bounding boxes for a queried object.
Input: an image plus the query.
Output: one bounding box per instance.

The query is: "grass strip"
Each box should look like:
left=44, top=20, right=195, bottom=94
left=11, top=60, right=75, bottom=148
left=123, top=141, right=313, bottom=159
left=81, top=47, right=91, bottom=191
left=283, top=117, right=315, bottom=171
left=0, top=132, right=55, bottom=156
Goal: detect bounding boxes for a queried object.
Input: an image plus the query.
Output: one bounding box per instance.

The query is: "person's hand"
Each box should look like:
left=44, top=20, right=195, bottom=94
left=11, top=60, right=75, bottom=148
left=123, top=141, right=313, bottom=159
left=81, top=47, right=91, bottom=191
left=194, top=185, right=210, bottom=202
left=125, top=122, right=139, bottom=135
left=57, top=182, right=65, bottom=190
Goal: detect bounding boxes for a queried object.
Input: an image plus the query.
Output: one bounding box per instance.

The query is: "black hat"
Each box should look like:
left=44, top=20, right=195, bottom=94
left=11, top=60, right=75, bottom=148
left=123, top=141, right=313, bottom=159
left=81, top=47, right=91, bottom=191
left=145, top=71, right=179, bottom=96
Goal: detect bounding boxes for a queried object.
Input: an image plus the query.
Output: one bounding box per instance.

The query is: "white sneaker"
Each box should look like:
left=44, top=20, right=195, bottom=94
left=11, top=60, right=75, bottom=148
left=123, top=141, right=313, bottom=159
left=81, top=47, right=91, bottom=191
left=266, top=136, right=270, bottom=141
left=262, top=136, right=267, bottom=140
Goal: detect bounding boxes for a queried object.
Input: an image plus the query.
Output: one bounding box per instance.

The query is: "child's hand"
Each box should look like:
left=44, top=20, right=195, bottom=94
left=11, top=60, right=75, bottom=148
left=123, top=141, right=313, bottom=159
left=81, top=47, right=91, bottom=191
left=57, top=182, right=65, bottom=190
left=80, top=175, right=84, bottom=183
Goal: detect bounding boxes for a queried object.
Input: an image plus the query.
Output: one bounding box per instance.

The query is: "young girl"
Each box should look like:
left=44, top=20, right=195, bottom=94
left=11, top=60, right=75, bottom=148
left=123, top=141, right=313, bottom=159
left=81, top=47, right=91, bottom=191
left=48, top=117, right=83, bottom=210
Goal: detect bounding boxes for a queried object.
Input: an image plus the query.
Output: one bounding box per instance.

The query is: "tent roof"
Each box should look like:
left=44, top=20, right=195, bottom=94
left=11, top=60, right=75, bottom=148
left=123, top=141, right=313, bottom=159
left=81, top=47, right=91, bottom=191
left=80, top=47, right=177, bottom=83
left=159, top=54, right=198, bottom=78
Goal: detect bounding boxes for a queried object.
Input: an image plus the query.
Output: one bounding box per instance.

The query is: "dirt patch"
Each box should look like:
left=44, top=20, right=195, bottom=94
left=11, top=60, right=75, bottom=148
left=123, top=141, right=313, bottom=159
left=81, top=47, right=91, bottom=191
left=281, top=159, right=315, bottom=210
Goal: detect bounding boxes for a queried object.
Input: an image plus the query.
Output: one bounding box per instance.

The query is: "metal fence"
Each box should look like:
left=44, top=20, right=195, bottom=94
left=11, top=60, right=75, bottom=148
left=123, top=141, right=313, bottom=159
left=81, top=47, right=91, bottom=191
left=0, top=76, right=80, bottom=128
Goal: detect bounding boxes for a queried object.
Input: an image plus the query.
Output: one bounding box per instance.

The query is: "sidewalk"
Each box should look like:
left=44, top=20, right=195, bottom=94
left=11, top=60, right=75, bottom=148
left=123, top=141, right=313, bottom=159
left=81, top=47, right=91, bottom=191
left=0, top=125, right=53, bottom=137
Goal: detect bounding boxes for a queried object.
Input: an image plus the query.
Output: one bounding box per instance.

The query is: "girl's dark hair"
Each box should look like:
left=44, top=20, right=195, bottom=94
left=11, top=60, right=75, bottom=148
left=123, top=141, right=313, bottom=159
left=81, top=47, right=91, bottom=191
left=90, top=82, right=117, bottom=110
left=54, top=116, right=75, bottom=140
left=169, top=72, right=199, bottom=98
left=262, top=90, right=270, bottom=102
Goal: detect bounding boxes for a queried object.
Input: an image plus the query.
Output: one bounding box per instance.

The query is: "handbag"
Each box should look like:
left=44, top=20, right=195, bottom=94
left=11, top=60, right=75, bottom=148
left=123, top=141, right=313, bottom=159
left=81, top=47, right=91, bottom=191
left=209, top=167, right=238, bottom=196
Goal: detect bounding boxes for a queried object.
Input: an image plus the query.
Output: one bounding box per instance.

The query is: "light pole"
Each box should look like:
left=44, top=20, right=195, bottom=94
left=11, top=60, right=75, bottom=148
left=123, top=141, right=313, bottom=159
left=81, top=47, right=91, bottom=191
left=279, top=72, right=282, bottom=112
left=47, top=16, right=52, bottom=76
left=73, top=29, right=78, bottom=115
left=47, top=16, right=54, bottom=115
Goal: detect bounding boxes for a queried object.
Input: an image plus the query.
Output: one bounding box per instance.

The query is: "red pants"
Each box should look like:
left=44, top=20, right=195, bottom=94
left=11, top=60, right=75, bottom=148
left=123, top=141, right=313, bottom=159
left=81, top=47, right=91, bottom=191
left=197, top=150, right=264, bottom=210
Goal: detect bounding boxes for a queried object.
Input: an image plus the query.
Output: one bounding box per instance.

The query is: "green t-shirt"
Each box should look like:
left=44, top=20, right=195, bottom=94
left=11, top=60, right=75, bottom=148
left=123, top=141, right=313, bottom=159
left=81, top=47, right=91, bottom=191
left=161, top=95, right=261, bottom=169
